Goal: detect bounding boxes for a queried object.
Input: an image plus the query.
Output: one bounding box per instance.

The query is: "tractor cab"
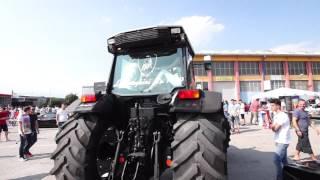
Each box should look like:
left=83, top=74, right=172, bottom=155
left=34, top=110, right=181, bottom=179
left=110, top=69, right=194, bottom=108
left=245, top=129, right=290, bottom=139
left=107, top=26, right=195, bottom=96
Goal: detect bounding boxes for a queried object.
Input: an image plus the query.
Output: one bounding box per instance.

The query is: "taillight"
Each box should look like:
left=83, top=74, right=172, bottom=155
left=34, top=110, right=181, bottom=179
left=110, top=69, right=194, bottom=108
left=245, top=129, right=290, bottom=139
left=166, top=156, right=172, bottom=167
left=118, top=154, right=126, bottom=165
left=178, top=89, right=201, bottom=100
left=81, top=86, right=96, bottom=103
left=81, top=94, right=96, bottom=103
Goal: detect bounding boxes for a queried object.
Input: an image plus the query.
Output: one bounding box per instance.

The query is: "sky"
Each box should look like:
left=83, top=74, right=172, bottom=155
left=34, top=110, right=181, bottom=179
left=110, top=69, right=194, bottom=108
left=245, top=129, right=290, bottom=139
left=1, top=0, right=320, bottom=97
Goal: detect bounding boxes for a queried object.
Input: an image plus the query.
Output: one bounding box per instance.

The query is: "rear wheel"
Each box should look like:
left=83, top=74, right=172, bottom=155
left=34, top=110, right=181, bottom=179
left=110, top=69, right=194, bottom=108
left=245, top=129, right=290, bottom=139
left=50, top=114, right=112, bottom=180
left=171, top=114, right=227, bottom=180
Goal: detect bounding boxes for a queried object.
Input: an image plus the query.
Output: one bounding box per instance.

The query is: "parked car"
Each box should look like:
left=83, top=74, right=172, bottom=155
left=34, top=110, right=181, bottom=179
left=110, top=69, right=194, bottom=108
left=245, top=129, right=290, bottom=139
left=38, top=112, right=57, bottom=128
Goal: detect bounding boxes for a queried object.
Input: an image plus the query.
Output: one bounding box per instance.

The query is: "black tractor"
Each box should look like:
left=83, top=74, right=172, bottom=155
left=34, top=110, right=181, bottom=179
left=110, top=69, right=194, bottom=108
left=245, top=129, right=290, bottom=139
left=50, top=26, right=230, bottom=180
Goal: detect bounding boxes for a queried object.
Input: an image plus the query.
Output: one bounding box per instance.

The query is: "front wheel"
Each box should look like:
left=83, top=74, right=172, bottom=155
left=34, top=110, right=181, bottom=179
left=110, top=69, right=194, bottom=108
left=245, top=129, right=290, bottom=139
left=171, top=114, right=227, bottom=180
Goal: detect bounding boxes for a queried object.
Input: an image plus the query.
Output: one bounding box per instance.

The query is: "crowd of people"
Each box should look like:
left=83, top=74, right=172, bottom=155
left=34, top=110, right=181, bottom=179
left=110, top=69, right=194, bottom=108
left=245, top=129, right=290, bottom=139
left=223, top=98, right=290, bottom=134
left=224, top=98, right=320, bottom=180
left=0, top=103, right=69, bottom=162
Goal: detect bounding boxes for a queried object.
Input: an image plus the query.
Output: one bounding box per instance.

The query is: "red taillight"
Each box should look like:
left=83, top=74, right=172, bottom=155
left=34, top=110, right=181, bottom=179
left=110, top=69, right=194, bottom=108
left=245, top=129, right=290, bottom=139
left=166, top=159, right=172, bottom=167
left=119, top=155, right=125, bottom=165
left=81, top=94, right=96, bottom=103
left=178, top=90, right=201, bottom=100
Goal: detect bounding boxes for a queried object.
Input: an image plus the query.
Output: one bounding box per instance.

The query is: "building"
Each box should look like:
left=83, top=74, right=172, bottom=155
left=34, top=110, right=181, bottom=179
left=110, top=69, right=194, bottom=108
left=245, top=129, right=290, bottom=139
left=193, top=52, right=320, bottom=102
left=0, top=93, right=12, bottom=107
left=11, top=96, right=47, bottom=107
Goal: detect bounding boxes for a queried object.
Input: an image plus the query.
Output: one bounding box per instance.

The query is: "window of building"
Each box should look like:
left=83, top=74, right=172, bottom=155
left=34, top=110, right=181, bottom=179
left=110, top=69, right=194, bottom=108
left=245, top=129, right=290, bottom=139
left=314, top=81, right=320, bottom=92
left=288, top=62, right=306, bottom=75
left=240, top=81, right=261, bottom=103
left=196, top=81, right=208, bottom=90
left=312, top=62, right=320, bottom=75
left=239, top=62, right=259, bottom=75
left=290, top=80, right=308, bottom=90
left=212, top=62, right=234, bottom=76
left=271, top=80, right=285, bottom=89
left=265, top=62, right=284, bottom=75
left=193, top=63, right=206, bottom=76
left=240, top=81, right=261, bottom=92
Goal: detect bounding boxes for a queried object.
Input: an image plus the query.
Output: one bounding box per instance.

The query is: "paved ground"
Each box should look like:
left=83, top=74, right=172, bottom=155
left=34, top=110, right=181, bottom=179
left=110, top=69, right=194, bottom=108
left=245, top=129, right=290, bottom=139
left=0, top=122, right=319, bottom=180
left=228, top=123, right=320, bottom=180
left=0, top=126, right=56, bottom=180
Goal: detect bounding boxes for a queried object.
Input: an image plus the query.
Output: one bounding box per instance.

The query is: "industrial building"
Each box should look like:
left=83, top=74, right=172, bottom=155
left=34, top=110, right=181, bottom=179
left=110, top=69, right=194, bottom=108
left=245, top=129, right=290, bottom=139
left=193, top=52, right=320, bottom=102
left=0, top=93, right=12, bottom=107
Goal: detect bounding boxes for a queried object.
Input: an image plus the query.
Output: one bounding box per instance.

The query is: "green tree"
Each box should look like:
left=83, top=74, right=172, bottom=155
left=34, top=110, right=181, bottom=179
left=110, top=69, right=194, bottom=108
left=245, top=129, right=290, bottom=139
left=65, top=93, right=79, bottom=105
left=48, top=97, right=64, bottom=107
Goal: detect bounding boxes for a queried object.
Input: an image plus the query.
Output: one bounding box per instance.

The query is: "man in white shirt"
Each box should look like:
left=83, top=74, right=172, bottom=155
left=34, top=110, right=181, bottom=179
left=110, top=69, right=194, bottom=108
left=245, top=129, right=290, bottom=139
left=56, top=103, right=68, bottom=127
left=270, top=99, right=291, bottom=180
left=228, top=99, right=240, bottom=133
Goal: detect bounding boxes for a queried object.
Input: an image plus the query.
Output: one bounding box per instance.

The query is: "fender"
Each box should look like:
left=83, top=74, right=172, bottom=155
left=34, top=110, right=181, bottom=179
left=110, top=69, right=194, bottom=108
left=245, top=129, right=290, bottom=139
left=170, top=90, right=222, bottom=113
left=73, top=94, right=116, bottom=115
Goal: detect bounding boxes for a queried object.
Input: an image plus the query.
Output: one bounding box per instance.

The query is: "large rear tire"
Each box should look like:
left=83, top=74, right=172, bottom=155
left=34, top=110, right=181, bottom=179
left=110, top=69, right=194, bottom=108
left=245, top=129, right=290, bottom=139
left=171, top=114, right=227, bottom=180
left=50, top=114, right=107, bottom=180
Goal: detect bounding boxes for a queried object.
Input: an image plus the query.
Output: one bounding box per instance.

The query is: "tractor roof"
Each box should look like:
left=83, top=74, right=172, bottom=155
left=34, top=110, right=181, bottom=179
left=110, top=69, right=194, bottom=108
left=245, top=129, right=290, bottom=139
left=107, top=26, right=194, bottom=56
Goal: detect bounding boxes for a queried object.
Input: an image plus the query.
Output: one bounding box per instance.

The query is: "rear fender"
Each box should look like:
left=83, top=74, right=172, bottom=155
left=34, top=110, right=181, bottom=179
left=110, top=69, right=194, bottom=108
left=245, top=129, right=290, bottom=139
left=170, top=90, right=222, bottom=113
left=73, top=94, right=115, bottom=115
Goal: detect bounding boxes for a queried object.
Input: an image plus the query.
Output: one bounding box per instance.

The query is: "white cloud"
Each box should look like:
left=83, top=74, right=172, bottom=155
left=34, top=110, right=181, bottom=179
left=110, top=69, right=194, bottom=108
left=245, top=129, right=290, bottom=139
left=164, top=16, right=224, bottom=50
left=271, top=41, right=320, bottom=53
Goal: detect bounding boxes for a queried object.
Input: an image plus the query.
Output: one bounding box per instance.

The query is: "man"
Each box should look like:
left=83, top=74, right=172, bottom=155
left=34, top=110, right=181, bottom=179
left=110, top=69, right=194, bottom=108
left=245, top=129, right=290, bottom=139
left=250, top=98, right=260, bottom=125
left=18, top=106, right=32, bottom=161
left=228, top=99, right=240, bottom=134
left=292, top=99, right=320, bottom=161
left=270, top=99, right=291, bottom=180
left=28, top=107, right=39, bottom=156
left=0, top=107, right=10, bottom=141
left=238, top=99, right=246, bottom=125
left=56, top=103, right=68, bottom=127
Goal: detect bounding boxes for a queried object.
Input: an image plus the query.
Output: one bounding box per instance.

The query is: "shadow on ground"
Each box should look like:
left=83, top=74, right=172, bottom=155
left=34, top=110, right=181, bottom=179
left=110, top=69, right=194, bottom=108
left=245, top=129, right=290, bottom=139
left=0, top=155, right=18, bottom=159
left=228, top=145, right=275, bottom=180
left=30, top=153, right=52, bottom=160
left=9, top=173, right=48, bottom=180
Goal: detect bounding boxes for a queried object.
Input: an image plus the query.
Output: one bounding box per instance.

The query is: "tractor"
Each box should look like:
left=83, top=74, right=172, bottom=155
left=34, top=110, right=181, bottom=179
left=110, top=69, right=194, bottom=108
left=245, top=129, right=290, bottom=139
left=50, top=26, right=230, bottom=180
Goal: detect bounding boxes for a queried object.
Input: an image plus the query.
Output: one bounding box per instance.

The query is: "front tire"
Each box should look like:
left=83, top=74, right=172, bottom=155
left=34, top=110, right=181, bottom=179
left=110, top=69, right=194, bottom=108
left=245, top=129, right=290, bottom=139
left=171, top=114, right=227, bottom=180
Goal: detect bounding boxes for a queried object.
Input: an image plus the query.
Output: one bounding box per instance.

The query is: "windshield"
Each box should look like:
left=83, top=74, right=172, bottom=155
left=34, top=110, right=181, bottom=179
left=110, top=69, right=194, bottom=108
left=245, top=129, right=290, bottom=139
left=112, top=48, right=185, bottom=96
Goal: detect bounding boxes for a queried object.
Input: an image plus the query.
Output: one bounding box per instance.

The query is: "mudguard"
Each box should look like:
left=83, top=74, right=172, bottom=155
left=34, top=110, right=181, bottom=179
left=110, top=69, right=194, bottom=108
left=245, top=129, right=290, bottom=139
left=73, top=95, right=115, bottom=115
left=170, top=90, right=222, bottom=113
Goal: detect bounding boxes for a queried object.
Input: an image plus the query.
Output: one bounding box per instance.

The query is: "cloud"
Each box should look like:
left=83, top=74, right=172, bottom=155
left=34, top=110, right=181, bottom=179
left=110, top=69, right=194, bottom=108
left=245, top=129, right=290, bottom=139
left=163, top=16, right=224, bottom=50
left=271, top=41, right=320, bottom=53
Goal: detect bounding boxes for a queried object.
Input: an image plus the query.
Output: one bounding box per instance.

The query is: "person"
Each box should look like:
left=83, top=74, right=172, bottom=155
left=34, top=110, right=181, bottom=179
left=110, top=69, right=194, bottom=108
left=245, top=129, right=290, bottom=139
left=270, top=99, right=291, bottom=180
left=0, top=107, right=10, bottom=141
left=238, top=99, right=246, bottom=125
left=223, top=100, right=229, bottom=118
left=292, top=99, right=320, bottom=161
left=144, top=67, right=182, bottom=92
left=281, top=100, right=287, bottom=112
left=28, top=107, right=39, bottom=154
left=250, top=98, right=260, bottom=125
left=228, top=99, right=240, bottom=134
left=18, top=106, right=32, bottom=161
left=56, top=103, right=68, bottom=127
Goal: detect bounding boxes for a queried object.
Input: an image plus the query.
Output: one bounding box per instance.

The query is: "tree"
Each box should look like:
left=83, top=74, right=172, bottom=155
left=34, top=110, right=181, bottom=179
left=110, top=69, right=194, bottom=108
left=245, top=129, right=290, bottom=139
left=48, top=97, right=65, bottom=107
left=65, top=93, right=79, bottom=105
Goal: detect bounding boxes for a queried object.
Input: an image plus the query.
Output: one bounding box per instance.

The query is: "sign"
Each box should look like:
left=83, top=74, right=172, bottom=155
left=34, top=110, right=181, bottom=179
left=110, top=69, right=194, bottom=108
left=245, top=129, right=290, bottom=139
left=215, top=76, right=234, bottom=81
left=264, top=80, right=271, bottom=91
left=270, top=75, right=284, bottom=80
left=204, top=55, right=211, bottom=61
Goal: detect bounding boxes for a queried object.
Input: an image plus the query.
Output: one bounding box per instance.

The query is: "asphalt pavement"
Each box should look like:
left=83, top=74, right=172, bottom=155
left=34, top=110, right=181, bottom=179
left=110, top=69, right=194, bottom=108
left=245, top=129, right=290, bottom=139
left=0, top=122, right=319, bottom=180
